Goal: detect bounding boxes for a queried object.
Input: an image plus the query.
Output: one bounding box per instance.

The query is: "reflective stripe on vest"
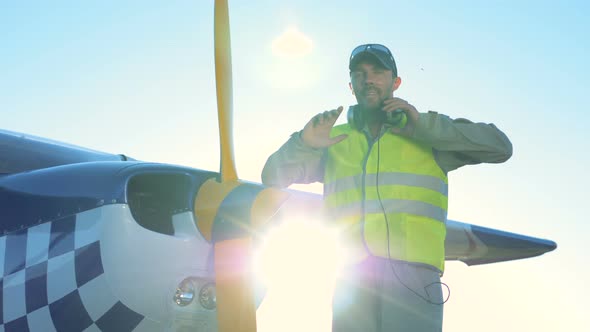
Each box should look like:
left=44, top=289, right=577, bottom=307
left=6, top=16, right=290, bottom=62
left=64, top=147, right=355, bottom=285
left=325, top=173, right=448, bottom=197
left=329, top=199, right=447, bottom=223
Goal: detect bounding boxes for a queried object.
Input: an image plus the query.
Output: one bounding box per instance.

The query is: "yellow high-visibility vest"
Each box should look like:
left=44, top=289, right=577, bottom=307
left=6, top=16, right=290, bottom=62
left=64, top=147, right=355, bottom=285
left=324, top=124, right=448, bottom=272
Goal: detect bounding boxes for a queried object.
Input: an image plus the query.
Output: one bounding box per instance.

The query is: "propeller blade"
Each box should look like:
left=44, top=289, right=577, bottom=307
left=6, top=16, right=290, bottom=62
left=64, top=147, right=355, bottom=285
left=214, top=0, right=237, bottom=182
left=199, top=3, right=293, bottom=331
left=214, top=238, right=257, bottom=332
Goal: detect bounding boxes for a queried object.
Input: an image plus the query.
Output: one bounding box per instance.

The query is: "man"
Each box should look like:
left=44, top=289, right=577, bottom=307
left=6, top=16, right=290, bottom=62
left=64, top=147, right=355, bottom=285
left=261, top=44, right=512, bottom=331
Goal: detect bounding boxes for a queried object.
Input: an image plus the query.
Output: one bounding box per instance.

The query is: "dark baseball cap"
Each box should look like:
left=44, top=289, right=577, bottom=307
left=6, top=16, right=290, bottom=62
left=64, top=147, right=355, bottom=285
left=349, top=44, right=397, bottom=76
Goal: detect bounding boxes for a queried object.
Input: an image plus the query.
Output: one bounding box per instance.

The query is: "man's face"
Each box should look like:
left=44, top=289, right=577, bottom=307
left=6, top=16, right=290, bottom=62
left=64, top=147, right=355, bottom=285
left=349, top=61, right=397, bottom=111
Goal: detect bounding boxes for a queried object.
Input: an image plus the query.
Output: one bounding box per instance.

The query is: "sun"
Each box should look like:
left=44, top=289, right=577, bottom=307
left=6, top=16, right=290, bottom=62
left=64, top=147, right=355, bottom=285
left=264, top=26, right=319, bottom=91
left=271, top=26, right=313, bottom=58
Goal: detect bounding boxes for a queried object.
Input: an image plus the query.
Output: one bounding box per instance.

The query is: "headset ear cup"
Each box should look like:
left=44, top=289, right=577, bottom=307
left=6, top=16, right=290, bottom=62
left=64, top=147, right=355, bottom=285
left=347, top=105, right=364, bottom=131
left=347, top=106, right=355, bottom=130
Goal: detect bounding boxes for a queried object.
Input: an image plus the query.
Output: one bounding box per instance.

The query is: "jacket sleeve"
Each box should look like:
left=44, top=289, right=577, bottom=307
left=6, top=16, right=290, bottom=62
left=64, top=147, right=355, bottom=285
left=261, top=131, right=326, bottom=188
left=412, top=111, right=513, bottom=173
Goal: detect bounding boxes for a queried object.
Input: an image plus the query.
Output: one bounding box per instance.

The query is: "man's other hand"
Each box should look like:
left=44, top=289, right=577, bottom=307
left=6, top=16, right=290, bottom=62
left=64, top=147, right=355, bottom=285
left=382, top=98, right=420, bottom=137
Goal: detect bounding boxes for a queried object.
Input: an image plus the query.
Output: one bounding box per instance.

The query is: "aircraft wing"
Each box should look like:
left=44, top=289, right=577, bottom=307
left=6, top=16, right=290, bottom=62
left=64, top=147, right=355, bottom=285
left=444, top=219, right=557, bottom=265
left=0, top=129, right=133, bottom=174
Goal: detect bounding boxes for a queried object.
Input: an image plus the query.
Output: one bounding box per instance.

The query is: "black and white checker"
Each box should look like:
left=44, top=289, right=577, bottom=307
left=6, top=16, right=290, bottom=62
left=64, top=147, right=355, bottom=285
left=1, top=209, right=155, bottom=332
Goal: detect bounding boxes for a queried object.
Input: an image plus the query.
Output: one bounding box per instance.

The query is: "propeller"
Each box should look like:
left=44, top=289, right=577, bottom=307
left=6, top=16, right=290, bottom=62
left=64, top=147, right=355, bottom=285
left=193, top=1, right=290, bottom=331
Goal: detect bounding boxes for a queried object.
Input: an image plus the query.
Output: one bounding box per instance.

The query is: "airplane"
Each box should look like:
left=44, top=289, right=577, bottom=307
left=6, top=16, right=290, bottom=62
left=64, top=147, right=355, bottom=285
left=0, top=1, right=556, bottom=331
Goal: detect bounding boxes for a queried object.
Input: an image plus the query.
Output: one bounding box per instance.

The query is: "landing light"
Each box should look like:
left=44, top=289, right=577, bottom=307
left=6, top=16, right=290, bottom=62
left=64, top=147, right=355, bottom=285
left=174, top=278, right=217, bottom=310
left=199, top=282, right=217, bottom=310
left=174, top=278, right=195, bottom=306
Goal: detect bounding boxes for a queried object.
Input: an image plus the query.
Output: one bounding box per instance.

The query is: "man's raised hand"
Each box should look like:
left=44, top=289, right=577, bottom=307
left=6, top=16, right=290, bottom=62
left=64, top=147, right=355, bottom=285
left=301, top=106, right=348, bottom=149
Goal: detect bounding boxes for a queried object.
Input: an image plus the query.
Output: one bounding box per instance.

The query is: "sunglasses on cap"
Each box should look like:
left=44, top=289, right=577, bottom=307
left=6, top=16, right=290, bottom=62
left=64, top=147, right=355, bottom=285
left=350, top=44, right=393, bottom=59
left=349, top=44, right=397, bottom=75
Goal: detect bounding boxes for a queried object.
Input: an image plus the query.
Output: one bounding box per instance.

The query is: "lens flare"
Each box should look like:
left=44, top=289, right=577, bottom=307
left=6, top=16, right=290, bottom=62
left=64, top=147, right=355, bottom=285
left=254, top=219, right=345, bottom=332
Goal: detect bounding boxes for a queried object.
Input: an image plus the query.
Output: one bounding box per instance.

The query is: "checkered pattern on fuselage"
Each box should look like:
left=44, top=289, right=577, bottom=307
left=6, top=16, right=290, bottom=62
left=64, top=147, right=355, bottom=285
left=1, top=209, right=146, bottom=332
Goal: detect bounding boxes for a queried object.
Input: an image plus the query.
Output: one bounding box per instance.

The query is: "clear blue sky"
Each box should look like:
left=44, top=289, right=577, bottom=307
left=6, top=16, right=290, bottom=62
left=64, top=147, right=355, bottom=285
left=2, top=1, right=589, bottom=330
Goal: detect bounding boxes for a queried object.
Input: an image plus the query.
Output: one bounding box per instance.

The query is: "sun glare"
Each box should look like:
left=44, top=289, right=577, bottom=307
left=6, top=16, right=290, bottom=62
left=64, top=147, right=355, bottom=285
left=254, top=219, right=345, bottom=332
left=264, top=26, right=319, bottom=91
left=271, top=26, right=313, bottom=58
